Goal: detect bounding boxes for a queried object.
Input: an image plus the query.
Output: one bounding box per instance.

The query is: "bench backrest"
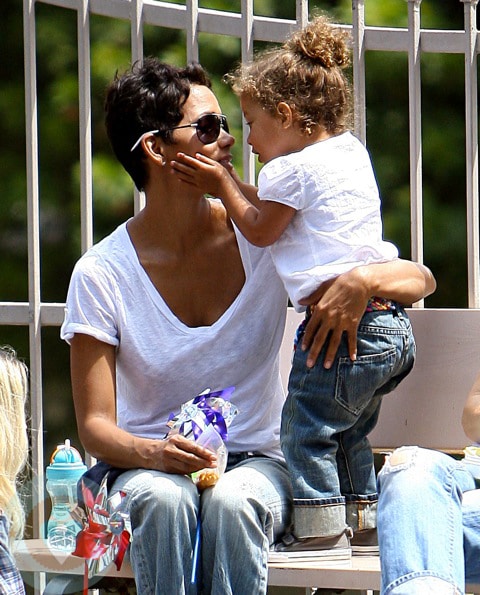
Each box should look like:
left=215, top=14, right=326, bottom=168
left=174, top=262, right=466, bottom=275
left=280, top=308, right=480, bottom=452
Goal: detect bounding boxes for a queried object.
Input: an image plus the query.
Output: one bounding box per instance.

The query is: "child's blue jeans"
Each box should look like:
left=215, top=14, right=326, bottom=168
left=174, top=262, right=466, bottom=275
left=281, top=304, right=415, bottom=538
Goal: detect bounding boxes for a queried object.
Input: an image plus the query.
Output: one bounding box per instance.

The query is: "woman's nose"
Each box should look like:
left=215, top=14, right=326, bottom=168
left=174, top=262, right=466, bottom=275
left=219, top=128, right=235, bottom=147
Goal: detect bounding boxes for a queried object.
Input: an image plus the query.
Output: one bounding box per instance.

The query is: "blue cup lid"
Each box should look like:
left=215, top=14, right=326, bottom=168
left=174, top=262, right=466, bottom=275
left=46, top=439, right=87, bottom=480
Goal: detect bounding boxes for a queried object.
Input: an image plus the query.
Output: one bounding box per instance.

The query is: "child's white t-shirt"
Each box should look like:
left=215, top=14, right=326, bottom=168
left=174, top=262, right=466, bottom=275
left=60, top=217, right=288, bottom=459
left=257, top=131, right=398, bottom=311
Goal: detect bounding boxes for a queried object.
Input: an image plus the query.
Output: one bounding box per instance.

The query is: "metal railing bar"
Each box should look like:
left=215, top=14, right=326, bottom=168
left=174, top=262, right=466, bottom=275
left=463, top=0, right=480, bottom=307
left=186, top=0, right=199, bottom=63
left=23, top=1, right=46, bottom=592
left=78, top=0, right=94, bottom=255
left=131, top=0, right=146, bottom=215
left=34, top=0, right=473, bottom=55
left=240, top=0, right=254, bottom=185
left=406, top=0, right=424, bottom=307
left=364, top=29, right=467, bottom=53
left=352, top=0, right=366, bottom=143
left=0, top=303, right=65, bottom=326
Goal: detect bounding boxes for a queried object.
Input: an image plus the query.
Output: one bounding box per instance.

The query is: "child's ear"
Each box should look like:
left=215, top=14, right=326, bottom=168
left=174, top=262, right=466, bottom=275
left=276, top=102, right=294, bottom=128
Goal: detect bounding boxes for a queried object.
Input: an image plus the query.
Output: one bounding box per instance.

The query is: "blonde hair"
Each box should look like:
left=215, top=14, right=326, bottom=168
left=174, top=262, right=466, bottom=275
left=0, top=347, right=29, bottom=540
left=227, top=15, right=352, bottom=135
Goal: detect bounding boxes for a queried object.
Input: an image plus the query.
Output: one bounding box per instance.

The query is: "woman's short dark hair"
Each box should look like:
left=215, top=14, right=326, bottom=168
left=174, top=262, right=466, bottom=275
left=104, top=57, right=212, bottom=191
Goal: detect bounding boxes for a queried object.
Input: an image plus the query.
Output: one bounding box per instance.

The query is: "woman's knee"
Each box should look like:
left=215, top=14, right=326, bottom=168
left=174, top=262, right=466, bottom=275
left=116, top=470, right=199, bottom=526
left=203, top=478, right=259, bottom=521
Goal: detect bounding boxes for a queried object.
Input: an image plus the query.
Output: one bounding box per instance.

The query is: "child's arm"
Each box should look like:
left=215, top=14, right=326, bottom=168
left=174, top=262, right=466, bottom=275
left=171, top=152, right=295, bottom=247
left=227, top=165, right=261, bottom=209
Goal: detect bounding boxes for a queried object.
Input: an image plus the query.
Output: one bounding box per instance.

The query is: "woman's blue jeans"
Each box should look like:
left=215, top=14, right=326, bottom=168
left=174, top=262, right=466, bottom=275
left=378, top=446, right=480, bottom=594
left=281, top=306, right=415, bottom=538
left=110, top=454, right=292, bottom=594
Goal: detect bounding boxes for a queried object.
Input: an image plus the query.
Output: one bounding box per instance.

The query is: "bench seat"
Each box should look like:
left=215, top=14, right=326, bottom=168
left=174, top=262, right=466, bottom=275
left=14, top=538, right=383, bottom=592
left=13, top=539, right=480, bottom=594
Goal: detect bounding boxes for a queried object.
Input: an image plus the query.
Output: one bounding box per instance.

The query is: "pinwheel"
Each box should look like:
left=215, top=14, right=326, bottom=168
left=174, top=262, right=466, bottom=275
left=71, top=473, right=131, bottom=594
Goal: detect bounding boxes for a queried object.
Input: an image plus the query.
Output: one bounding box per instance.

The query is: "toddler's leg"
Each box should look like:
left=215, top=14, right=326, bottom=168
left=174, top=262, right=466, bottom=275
left=281, top=343, right=348, bottom=540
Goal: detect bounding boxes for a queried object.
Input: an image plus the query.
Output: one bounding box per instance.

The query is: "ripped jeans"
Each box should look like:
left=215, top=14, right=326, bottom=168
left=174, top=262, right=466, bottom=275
left=377, top=446, right=480, bottom=595
left=110, top=455, right=292, bottom=595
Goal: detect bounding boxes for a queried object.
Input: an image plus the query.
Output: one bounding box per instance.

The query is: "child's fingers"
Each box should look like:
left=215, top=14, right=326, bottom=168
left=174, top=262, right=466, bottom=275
left=175, top=152, right=212, bottom=166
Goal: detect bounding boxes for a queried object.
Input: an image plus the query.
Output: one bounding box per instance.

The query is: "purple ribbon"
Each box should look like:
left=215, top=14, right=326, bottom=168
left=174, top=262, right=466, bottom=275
left=167, top=386, right=237, bottom=441
left=179, top=395, right=227, bottom=440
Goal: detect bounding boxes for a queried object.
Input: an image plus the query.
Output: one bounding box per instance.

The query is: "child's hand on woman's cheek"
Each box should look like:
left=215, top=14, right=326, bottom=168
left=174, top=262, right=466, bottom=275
left=171, top=152, right=230, bottom=195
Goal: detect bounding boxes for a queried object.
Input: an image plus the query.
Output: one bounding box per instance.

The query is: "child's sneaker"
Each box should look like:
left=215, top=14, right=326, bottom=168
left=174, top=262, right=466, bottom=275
left=350, top=528, right=379, bottom=556
left=270, top=529, right=352, bottom=562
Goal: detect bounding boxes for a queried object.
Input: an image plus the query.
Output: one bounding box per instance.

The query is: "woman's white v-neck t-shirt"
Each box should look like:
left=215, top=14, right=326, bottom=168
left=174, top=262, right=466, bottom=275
left=61, top=218, right=288, bottom=459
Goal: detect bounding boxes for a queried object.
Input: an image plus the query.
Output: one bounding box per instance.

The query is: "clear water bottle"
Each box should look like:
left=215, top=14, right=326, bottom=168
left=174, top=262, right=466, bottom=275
left=46, top=439, right=87, bottom=551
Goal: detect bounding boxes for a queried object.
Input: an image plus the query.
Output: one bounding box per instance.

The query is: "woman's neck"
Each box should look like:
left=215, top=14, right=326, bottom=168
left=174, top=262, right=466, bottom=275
left=128, top=188, right=215, bottom=254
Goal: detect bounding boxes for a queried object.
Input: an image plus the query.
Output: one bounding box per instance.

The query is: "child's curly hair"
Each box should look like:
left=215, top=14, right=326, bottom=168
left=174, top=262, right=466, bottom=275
left=226, top=15, right=353, bottom=135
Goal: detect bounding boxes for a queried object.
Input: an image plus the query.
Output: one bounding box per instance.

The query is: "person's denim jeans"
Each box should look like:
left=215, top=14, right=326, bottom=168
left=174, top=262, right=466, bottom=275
left=110, top=454, right=292, bottom=595
left=281, top=305, right=415, bottom=538
left=378, top=446, right=480, bottom=594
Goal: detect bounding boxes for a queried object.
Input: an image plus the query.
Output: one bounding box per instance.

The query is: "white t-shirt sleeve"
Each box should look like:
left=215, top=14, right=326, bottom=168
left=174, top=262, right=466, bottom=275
left=60, top=253, right=119, bottom=346
left=257, top=156, right=305, bottom=210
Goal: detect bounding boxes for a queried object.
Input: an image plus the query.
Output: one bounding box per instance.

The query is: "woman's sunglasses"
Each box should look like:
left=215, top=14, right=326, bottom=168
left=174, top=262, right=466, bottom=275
left=130, top=113, right=229, bottom=152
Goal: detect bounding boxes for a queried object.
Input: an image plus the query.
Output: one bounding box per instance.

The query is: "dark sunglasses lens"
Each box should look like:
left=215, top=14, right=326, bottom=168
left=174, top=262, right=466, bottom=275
left=197, top=115, right=227, bottom=144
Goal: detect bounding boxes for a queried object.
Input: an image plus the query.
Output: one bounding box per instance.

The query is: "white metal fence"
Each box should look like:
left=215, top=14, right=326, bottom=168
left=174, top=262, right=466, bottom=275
left=12, top=0, right=480, bottom=590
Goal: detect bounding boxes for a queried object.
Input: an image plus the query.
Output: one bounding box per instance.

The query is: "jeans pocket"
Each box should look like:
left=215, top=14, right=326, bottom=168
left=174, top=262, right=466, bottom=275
left=334, top=345, right=397, bottom=415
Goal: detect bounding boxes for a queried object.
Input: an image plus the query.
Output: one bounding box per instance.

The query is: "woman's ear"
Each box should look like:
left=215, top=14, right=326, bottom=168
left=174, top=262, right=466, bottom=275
left=276, top=102, right=294, bottom=128
left=143, top=135, right=166, bottom=166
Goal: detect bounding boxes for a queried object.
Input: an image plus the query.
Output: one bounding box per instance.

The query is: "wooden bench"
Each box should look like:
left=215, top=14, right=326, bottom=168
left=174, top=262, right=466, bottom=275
left=13, top=308, right=480, bottom=594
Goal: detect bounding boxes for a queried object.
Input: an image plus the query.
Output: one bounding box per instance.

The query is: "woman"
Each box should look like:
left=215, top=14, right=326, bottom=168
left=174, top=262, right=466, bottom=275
left=60, top=57, right=435, bottom=594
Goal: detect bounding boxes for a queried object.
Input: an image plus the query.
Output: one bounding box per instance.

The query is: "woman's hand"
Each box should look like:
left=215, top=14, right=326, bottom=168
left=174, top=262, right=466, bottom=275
left=154, top=432, right=217, bottom=475
left=299, top=270, right=370, bottom=369
left=299, top=260, right=436, bottom=369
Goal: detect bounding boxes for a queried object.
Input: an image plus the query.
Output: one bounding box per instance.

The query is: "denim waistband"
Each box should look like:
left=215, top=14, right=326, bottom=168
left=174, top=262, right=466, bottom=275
left=297, top=297, right=398, bottom=350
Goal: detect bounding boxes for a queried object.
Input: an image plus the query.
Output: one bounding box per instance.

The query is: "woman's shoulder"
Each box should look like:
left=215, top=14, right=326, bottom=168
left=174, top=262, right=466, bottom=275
left=208, top=198, right=243, bottom=244
left=73, top=222, right=131, bottom=276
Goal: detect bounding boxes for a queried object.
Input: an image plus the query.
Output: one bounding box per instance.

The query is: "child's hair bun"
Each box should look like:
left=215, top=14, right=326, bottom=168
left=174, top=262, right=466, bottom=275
left=285, top=16, right=351, bottom=69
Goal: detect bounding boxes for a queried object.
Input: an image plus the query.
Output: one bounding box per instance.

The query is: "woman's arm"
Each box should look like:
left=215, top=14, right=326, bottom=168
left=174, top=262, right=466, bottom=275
left=300, top=259, right=436, bottom=369
left=70, top=333, right=217, bottom=473
left=462, top=371, right=480, bottom=443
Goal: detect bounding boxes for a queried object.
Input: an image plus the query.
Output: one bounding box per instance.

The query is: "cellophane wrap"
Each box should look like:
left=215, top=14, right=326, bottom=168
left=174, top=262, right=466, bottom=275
left=166, top=387, right=238, bottom=489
